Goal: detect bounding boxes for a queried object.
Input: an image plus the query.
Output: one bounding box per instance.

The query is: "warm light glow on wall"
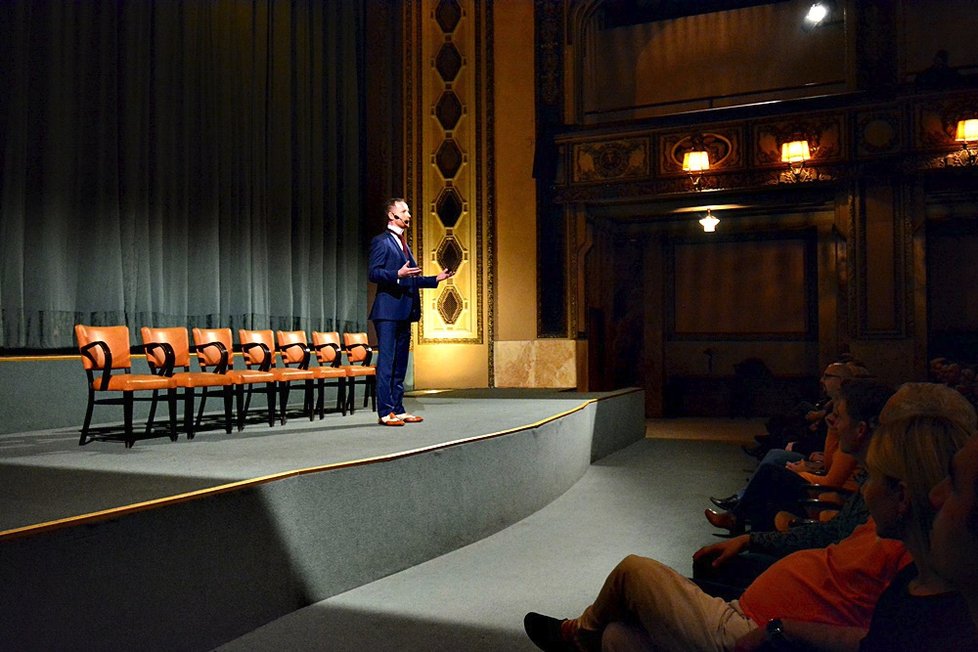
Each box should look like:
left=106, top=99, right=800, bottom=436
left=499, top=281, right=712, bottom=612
left=780, top=140, right=812, bottom=164
left=956, top=119, right=978, bottom=143
left=682, top=150, right=710, bottom=172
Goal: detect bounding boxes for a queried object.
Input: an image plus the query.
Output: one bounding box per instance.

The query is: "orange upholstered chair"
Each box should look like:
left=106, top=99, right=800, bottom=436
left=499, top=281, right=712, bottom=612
left=277, top=330, right=348, bottom=419
left=191, top=327, right=277, bottom=431
left=141, top=326, right=233, bottom=439
left=238, top=329, right=315, bottom=424
left=75, top=324, right=177, bottom=447
left=311, top=330, right=358, bottom=415
left=342, top=332, right=377, bottom=413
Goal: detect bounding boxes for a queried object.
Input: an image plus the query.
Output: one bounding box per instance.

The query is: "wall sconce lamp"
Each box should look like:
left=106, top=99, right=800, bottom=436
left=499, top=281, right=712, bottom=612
left=682, top=149, right=710, bottom=191
left=781, top=139, right=812, bottom=181
left=699, top=208, right=719, bottom=233
left=955, top=118, right=978, bottom=166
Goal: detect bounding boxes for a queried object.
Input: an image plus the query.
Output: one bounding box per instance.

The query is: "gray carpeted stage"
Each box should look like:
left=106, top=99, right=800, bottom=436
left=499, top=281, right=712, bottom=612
left=4, top=387, right=698, bottom=651
left=0, top=389, right=627, bottom=533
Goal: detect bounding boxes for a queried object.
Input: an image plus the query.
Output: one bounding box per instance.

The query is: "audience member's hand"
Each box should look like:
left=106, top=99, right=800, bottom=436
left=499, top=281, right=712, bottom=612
left=808, top=452, right=825, bottom=464
left=398, top=262, right=423, bottom=278
left=785, top=460, right=809, bottom=473
left=733, top=626, right=769, bottom=652
left=805, top=409, right=825, bottom=422
left=692, top=534, right=750, bottom=568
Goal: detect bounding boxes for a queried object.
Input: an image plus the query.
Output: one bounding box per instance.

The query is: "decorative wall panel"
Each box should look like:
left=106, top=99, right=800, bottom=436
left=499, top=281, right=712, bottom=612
left=667, top=236, right=815, bottom=340
left=571, top=138, right=650, bottom=184
left=752, top=113, right=846, bottom=168
left=855, top=107, right=903, bottom=159
left=658, top=127, right=744, bottom=175
left=408, top=0, right=492, bottom=344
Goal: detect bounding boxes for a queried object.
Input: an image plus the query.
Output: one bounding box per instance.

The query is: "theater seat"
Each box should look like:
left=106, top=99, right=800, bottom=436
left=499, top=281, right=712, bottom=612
left=276, top=330, right=348, bottom=419
left=75, top=324, right=177, bottom=448
left=141, top=326, right=234, bottom=439
left=192, top=327, right=277, bottom=431
left=239, top=329, right=315, bottom=424
left=342, top=332, right=377, bottom=414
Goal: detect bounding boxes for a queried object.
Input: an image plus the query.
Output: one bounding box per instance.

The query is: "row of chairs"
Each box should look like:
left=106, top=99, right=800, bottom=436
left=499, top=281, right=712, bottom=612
left=75, top=325, right=376, bottom=447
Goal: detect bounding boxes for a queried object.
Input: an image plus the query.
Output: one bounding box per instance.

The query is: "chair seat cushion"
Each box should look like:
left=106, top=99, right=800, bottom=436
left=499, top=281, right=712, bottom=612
left=309, top=367, right=348, bottom=379
left=172, top=371, right=234, bottom=388
left=226, top=369, right=277, bottom=384
left=94, top=374, right=175, bottom=392
left=343, top=366, right=376, bottom=377
left=271, top=368, right=315, bottom=381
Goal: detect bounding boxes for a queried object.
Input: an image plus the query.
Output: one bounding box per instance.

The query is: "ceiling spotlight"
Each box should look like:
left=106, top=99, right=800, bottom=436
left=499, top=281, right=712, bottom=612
left=805, top=3, right=829, bottom=25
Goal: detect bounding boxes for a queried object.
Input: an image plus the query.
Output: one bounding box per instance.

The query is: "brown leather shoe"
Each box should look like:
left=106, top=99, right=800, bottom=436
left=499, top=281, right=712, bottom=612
left=397, top=413, right=423, bottom=423
left=705, top=508, right=742, bottom=533
left=379, top=412, right=405, bottom=426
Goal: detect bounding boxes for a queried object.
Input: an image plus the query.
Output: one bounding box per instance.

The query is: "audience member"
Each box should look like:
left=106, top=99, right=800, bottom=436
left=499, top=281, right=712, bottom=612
left=915, top=49, right=962, bottom=90
left=742, top=361, right=853, bottom=460
left=705, top=380, right=891, bottom=534
left=694, top=382, right=978, bottom=594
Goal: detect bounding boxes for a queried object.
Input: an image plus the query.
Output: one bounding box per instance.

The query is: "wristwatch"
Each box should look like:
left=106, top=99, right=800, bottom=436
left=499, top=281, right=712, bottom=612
left=765, top=618, right=787, bottom=647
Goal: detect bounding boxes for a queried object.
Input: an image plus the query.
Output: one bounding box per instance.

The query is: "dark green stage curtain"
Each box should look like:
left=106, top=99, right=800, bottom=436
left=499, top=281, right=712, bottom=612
left=0, top=0, right=366, bottom=350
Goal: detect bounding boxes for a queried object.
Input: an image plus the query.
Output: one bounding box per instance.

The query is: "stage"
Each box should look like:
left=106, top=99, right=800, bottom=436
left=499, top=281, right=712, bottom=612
left=1, top=389, right=637, bottom=534
left=0, top=387, right=647, bottom=651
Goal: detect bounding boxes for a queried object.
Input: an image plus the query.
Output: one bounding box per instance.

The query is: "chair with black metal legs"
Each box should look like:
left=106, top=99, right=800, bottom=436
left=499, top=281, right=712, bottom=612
left=238, top=329, right=315, bottom=425
left=277, top=330, right=348, bottom=419
left=341, top=332, right=377, bottom=414
left=191, top=327, right=277, bottom=431
left=311, top=330, right=358, bottom=416
left=141, top=326, right=234, bottom=439
left=75, top=324, right=177, bottom=448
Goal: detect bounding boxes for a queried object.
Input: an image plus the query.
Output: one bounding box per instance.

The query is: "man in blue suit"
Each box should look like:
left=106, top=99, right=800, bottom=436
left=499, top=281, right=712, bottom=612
left=368, top=198, right=454, bottom=426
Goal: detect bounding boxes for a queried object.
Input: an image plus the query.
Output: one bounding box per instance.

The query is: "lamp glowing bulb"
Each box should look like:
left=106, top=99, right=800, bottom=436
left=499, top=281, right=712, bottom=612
left=956, top=119, right=978, bottom=144
left=805, top=3, right=829, bottom=24
left=699, top=209, right=719, bottom=233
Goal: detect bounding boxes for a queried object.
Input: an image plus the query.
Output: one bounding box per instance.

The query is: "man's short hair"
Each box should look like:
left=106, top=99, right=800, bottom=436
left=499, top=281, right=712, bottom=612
left=837, top=379, right=894, bottom=430
left=383, top=197, right=405, bottom=219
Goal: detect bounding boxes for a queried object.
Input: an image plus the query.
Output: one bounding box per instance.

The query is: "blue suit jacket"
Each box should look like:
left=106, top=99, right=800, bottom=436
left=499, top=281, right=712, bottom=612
left=368, top=230, right=438, bottom=322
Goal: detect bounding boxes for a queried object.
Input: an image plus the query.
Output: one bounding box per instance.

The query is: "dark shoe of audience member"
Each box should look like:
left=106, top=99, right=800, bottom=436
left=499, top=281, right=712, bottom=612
left=705, top=508, right=744, bottom=534
left=741, top=444, right=765, bottom=460
left=523, top=612, right=578, bottom=652
left=710, top=494, right=739, bottom=510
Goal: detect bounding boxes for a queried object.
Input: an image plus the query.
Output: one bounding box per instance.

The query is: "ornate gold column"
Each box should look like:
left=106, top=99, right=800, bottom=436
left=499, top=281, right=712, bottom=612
left=404, top=0, right=493, bottom=387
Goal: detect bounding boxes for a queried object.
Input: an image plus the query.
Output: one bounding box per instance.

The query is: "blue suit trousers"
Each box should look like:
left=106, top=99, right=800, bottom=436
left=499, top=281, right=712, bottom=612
left=374, top=319, right=412, bottom=417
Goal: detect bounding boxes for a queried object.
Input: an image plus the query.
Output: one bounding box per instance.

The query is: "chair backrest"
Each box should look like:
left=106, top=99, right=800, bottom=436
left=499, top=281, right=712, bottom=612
left=276, top=330, right=309, bottom=366
left=238, top=329, right=276, bottom=368
left=192, top=328, right=235, bottom=370
left=311, top=331, right=342, bottom=364
left=141, top=326, right=192, bottom=370
left=75, top=324, right=132, bottom=370
left=343, top=332, right=372, bottom=364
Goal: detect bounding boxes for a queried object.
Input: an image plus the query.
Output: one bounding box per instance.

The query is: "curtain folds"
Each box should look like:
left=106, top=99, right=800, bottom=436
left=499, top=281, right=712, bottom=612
left=0, top=0, right=366, bottom=350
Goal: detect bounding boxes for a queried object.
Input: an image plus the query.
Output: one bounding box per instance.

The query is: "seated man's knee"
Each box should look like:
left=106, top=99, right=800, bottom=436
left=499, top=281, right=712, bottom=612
left=601, top=621, right=653, bottom=652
